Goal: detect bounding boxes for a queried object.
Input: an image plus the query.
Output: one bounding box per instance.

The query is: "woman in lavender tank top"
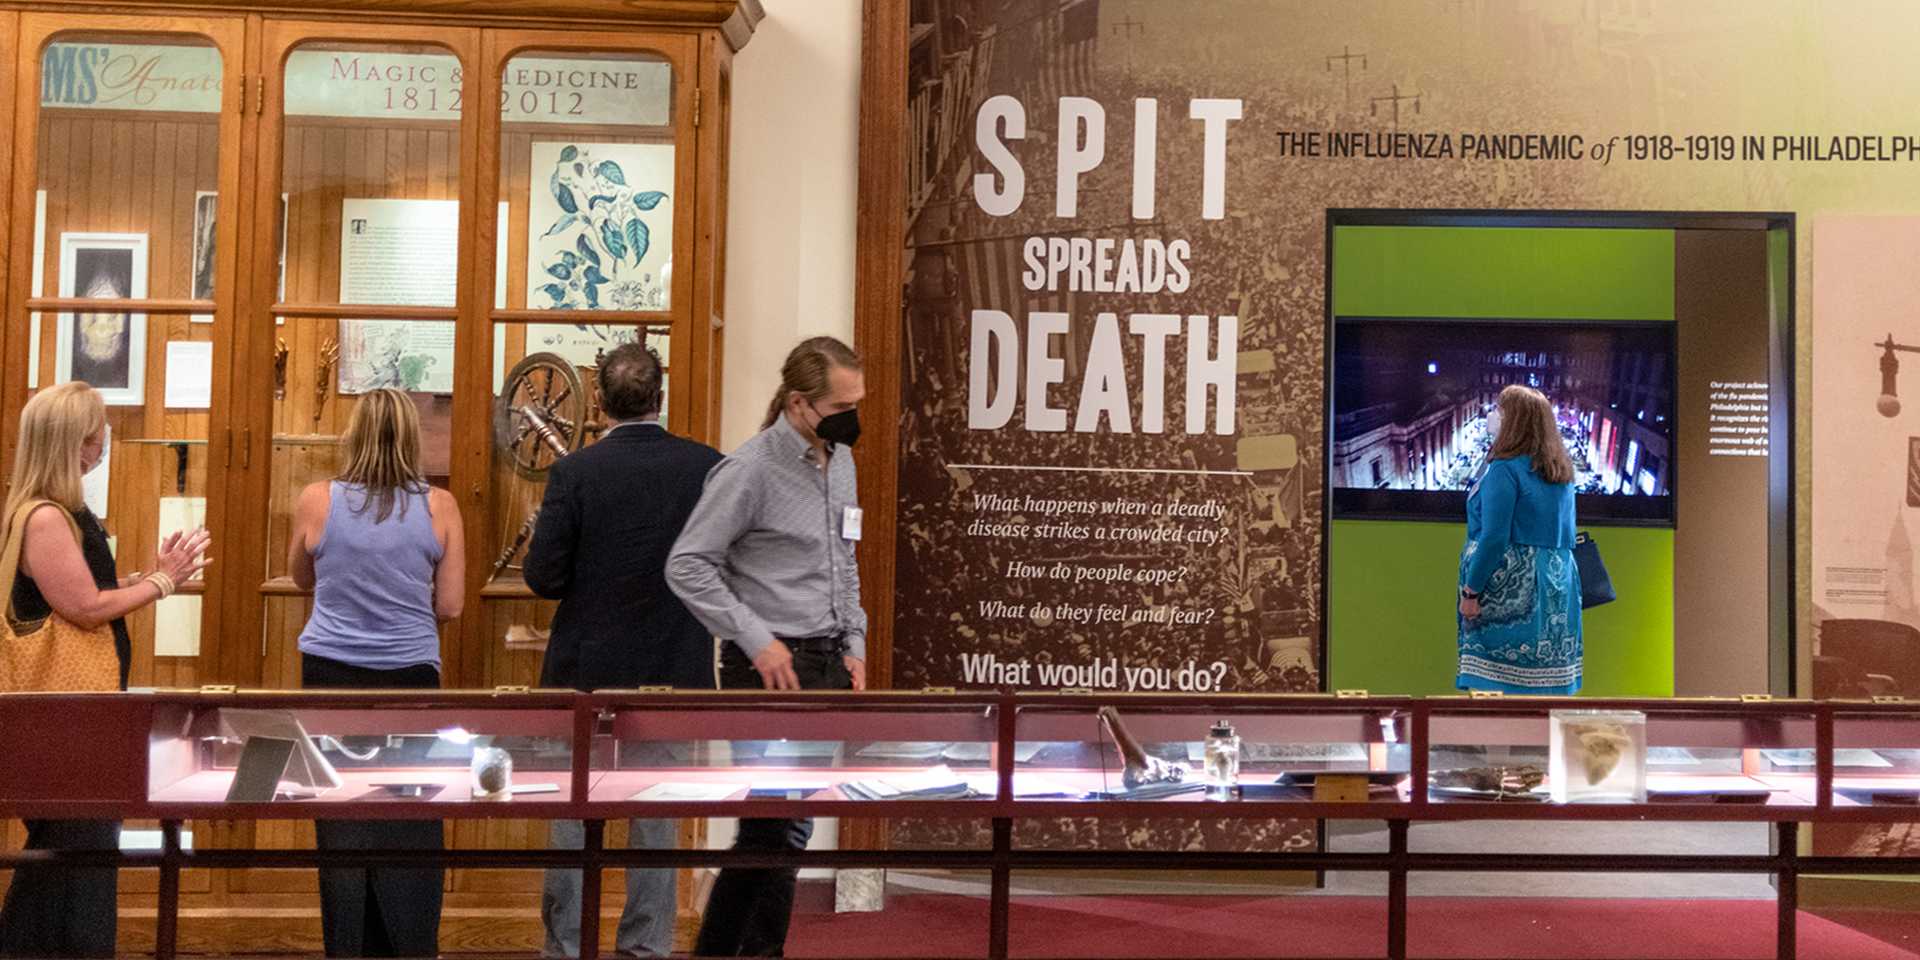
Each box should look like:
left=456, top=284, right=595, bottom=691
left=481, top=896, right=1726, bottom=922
left=287, top=387, right=465, bottom=957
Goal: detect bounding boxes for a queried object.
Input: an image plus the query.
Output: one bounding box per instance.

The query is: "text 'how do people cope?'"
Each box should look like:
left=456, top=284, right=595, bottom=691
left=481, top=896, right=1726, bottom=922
left=959, top=652, right=1230, bottom=693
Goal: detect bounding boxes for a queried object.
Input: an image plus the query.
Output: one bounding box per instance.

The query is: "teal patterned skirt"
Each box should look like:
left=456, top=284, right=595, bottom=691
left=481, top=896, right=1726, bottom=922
left=1456, top=541, right=1583, bottom=694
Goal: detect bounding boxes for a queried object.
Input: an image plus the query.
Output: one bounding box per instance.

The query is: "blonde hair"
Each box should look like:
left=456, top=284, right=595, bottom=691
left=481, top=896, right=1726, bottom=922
left=762, top=336, right=862, bottom=429
left=337, top=388, right=426, bottom=523
left=5, top=382, right=107, bottom=520
left=1488, top=384, right=1574, bottom=485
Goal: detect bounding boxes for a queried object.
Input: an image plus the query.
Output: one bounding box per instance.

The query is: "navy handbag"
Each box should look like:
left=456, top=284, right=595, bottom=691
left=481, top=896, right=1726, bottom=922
left=1573, top=531, right=1615, bottom=609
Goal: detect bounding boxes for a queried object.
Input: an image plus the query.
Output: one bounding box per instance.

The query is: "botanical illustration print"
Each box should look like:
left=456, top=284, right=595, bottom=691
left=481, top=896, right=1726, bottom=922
left=529, top=142, right=672, bottom=312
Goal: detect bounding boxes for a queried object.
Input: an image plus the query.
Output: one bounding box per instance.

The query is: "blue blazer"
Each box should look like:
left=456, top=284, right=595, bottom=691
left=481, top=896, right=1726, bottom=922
left=526, top=424, right=724, bottom=691
left=1463, top=456, right=1577, bottom=593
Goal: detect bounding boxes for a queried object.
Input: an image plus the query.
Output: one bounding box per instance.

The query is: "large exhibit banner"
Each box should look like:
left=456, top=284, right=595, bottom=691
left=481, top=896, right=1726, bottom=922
left=896, top=1, right=1317, bottom=700
left=891, top=0, right=1920, bottom=722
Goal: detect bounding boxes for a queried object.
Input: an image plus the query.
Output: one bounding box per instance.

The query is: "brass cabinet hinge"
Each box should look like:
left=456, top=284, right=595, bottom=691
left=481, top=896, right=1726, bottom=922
left=692, top=86, right=702, bottom=128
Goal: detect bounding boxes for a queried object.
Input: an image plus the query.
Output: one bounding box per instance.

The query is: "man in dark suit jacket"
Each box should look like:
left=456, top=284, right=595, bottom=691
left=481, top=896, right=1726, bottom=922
left=524, top=341, right=719, bottom=958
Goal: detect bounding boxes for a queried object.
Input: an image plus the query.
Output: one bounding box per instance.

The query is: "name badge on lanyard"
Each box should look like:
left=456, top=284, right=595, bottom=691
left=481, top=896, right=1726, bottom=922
left=842, top=506, right=864, bottom=542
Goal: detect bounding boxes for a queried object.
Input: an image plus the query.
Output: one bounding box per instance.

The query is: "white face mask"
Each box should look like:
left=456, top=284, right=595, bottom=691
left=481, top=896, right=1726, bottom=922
left=1486, top=409, right=1503, bottom=439
left=81, top=423, right=109, bottom=476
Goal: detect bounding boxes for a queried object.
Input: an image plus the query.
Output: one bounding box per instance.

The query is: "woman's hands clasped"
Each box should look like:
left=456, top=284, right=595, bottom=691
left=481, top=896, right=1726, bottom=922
left=154, top=527, right=213, bottom=585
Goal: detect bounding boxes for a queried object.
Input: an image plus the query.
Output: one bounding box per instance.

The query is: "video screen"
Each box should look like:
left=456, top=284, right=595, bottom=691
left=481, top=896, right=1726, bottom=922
left=1330, top=317, right=1676, bottom=524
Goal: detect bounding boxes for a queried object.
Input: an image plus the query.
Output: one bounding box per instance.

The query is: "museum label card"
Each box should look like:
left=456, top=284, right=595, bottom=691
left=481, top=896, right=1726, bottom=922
left=163, top=341, right=214, bottom=409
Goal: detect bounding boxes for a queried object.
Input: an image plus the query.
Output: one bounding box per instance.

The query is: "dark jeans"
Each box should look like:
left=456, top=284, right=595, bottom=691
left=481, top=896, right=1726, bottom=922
left=0, top=818, right=120, bottom=957
left=303, top=653, right=444, bottom=959
left=694, top=639, right=852, bottom=957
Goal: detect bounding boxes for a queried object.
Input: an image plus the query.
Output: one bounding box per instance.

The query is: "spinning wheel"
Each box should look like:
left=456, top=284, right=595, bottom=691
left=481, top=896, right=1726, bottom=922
left=489, top=352, right=606, bottom=582
left=493, top=352, right=592, bottom=481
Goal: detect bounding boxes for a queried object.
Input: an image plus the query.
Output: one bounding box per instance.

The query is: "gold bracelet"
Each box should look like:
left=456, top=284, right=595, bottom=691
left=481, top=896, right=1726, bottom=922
left=144, top=572, right=177, bottom=599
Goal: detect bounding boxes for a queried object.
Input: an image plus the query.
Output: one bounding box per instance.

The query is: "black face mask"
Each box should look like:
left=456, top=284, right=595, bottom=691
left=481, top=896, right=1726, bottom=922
left=810, top=404, right=862, bottom=449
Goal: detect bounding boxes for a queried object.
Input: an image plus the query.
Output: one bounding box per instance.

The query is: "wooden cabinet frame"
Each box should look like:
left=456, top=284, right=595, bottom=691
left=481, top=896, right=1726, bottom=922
left=4, top=10, right=249, bottom=685
left=0, top=2, right=758, bottom=951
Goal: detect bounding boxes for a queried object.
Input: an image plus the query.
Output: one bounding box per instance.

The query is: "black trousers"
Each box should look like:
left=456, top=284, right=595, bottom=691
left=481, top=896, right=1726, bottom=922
left=0, top=818, right=119, bottom=957
left=693, top=639, right=852, bottom=957
left=302, top=653, right=444, bottom=959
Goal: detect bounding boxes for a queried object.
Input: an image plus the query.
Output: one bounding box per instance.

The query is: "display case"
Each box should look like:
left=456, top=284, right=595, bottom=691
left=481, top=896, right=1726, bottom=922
left=145, top=691, right=580, bottom=816
left=1828, top=707, right=1920, bottom=808
left=587, top=691, right=1003, bottom=814
left=1008, top=694, right=1411, bottom=807
left=1425, top=697, right=1821, bottom=809
left=4, top=690, right=1920, bottom=960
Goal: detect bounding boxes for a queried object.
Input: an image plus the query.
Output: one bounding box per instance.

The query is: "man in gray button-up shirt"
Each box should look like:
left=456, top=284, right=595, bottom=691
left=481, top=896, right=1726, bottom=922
left=666, top=345, right=868, bottom=690
left=667, top=335, right=867, bottom=956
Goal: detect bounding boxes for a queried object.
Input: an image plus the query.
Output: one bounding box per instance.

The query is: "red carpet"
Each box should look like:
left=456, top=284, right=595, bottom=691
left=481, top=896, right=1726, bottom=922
left=786, top=894, right=1920, bottom=959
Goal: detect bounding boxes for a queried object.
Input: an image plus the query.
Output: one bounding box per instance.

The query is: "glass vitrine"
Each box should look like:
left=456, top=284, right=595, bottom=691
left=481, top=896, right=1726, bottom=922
left=1425, top=699, right=1819, bottom=807
left=145, top=692, right=578, bottom=809
left=586, top=693, right=1002, bottom=808
left=1008, top=695, right=1412, bottom=804
left=1828, top=706, right=1920, bottom=808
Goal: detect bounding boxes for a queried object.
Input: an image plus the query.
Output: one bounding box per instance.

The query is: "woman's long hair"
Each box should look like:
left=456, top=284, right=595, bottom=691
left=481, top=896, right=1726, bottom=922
left=5, top=382, right=106, bottom=521
left=336, top=388, right=427, bottom=523
left=1487, top=384, right=1574, bottom=485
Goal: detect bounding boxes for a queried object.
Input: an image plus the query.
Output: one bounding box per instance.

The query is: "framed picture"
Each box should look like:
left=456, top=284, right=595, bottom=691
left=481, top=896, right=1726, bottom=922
left=190, top=191, right=216, bottom=323
left=526, top=141, right=674, bottom=312
left=57, top=232, right=147, bottom=405
left=191, top=192, right=288, bottom=324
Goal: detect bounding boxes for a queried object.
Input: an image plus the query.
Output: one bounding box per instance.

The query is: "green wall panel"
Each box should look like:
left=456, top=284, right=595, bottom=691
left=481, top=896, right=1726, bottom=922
left=1328, top=520, right=1674, bottom=697
left=1326, top=224, right=1677, bottom=696
left=1332, top=226, right=1675, bottom=320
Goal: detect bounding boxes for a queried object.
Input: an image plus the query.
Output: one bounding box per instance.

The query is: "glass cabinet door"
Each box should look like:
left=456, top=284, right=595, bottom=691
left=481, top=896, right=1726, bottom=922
left=7, top=13, right=246, bottom=690
left=213, top=19, right=481, bottom=898
left=471, top=33, right=698, bottom=689
left=230, top=23, right=481, bottom=693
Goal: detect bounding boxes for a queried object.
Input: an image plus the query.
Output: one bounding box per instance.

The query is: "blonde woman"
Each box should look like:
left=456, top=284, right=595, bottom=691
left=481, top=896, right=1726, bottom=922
left=1456, top=385, right=1583, bottom=694
left=0, top=382, right=208, bottom=959
left=287, top=387, right=463, bottom=958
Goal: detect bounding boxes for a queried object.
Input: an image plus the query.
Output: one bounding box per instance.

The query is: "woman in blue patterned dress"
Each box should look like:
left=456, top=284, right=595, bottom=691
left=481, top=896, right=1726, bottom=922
left=1457, top=385, right=1583, bottom=694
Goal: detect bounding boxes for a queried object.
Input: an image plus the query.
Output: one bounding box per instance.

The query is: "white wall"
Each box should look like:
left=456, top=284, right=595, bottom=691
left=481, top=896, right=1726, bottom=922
left=720, top=0, right=863, bottom=452
left=708, top=0, right=864, bottom=866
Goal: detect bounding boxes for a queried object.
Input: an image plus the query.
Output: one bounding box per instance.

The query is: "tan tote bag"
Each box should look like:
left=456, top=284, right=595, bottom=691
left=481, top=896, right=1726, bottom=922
left=0, top=499, right=120, bottom=692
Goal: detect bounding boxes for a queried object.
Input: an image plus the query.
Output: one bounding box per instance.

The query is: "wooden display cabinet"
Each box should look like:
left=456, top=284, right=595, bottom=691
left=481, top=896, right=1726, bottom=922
left=0, top=1, right=758, bottom=952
